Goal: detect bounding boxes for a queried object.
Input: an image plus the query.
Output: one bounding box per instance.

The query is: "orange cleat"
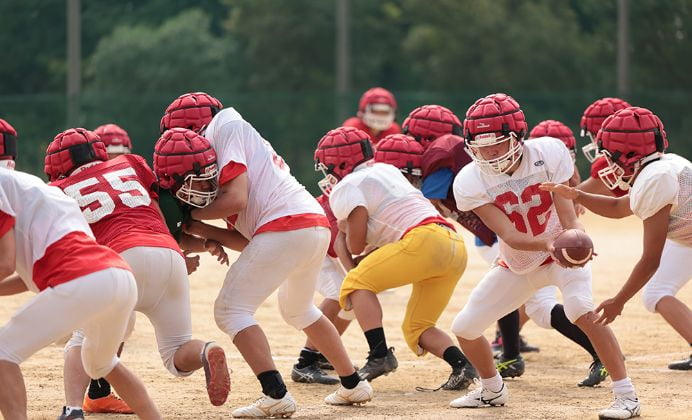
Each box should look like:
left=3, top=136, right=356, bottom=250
left=83, top=393, right=134, bottom=414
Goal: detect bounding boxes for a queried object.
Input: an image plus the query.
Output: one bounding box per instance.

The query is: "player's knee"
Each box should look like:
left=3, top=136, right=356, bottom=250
left=451, top=311, right=483, bottom=340
left=279, top=302, right=322, bottom=331
left=524, top=301, right=553, bottom=329
left=63, top=330, right=85, bottom=354
left=82, top=354, right=118, bottom=379
left=337, top=308, right=356, bottom=321
left=214, top=299, right=257, bottom=339
left=401, top=321, right=434, bottom=355
left=642, top=286, right=668, bottom=313
left=562, top=295, right=594, bottom=325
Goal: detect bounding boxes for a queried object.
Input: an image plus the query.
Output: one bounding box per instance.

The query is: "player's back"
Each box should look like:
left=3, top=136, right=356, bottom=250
left=52, top=154, right=179, bottom=253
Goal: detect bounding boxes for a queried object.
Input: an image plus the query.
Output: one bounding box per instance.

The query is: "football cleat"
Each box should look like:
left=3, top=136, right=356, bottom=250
left=231, top=392, right=297, bottom=418
left=449, top=380, right=509, bottom=408
left=324, top=380, right=373, bottom=405
left=496, top=354, right=525, bottom=379
left=416, top=363, right=478, bottom=392
left=578, top=359, right=608, bottom=387
left=357, top=347, right=398, bottom=381
left=201, top=341, right=231, bottom=406
left=668, top=354, right=692, bottom=370
left=291, top=362, right=339, bottom=385
left=57, top=407, right=85, bottom=420
left=317, top=353, right=334, bottom=370
left=82, top=393, right=133, bottom=414
left=598, top=394, right=641, bottom=419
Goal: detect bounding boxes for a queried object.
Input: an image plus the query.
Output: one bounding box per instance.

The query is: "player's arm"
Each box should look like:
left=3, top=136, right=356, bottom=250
left=184, top=219, right=248, bottom=252
left=473, top=204, right=551, bottom=252
left=595, top=205, right=670, bottom=325
left=0, top=274, right=28, bottom=296
left=343, top=206, right=368, bottom=255
left=576, top=176, right=616, bottom=196
left=552, top=182, right=584, bottom=231
left=191, top=173, right=248, bottom=221
left=0, top=225, right=26, bottom=295
left=334, top=231, right=356, bottom=271
left=540, top=182, right=632, bottom=219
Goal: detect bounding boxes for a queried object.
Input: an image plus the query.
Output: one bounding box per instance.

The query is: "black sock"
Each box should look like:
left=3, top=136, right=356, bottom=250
left=296, top=347, right=320, bottom=369
left=257, top=370, right=287, bottom=399
left=550, top=304, right=598, bottom=359
left=364, top=327, right=388, bottom=358
left=442, top=346, right=467, bottom=371
left=87, top=378, right=111, bottom=399
left=339, top=372, right=361, bottom=389
left=498, top=310, right=520, bottom=360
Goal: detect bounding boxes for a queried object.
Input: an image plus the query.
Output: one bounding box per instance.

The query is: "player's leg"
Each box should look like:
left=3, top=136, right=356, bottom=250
left=0, top=361, right=27, bottom=420
left=450, top=266, right=536, bottom=409
left=123, top=247, right=230, bottom=405
left=555, top=264, right=640, bottom=418
left=641, top=239, right=692, bottom=369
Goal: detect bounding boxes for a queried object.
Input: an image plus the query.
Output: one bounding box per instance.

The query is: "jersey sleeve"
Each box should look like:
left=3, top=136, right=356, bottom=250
left=629, top=166, right=679, bottom=220
left=212, top=119, right=250, bottom=183
left=421, top=168, right=454, bottom=200
left=453, top=165, right=491, bottom=211
left=128, top=154, right=159, bottom=199
left=329, top=181, right=368, bottom=221
left=0, top=210, right=15, bottom=238
left=543, top=137, right=573, bottom=184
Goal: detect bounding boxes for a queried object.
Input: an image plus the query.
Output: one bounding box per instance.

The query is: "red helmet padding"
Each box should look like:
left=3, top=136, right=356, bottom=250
left=94, top=123, right=132, bottom=149
left=314, top=126, right=374, bottom=180
left=580, top=97, right=631, bottom=136
left=160, top=92, right=223, bottom=133
left=44, top=128, right=107, bottom=181
left=529, top=120, right=576, bottom=150
left=597, top=107, right=668, bottom=175
left=402, top=105, right=462, bottom=145
left=0, top=118, right=18, bottom=158
left=358, top=87, right=397, bottom=112
left=154, top=128, right=218, bottom=192
left=464, top=93, right=527, bottom=141
left=421, top=134, right=472, bottom=178
left=374, top=134, right=423, bottom=172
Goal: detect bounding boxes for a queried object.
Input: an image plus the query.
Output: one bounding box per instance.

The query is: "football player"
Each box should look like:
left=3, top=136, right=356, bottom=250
left=343, top=87, right=401, bottom=144
left=449, top=93, right=640, bottom=419
left=94, top=123, right=132, bottom=159
left=0, top=167, right=160, bottom=420
left=542, top=106, right=692, bottom=371
left=159, top=92, right=373, bottom=418
left=315, top=128, right=475, bottom=390
left=0, top=118, right=17, bottom=170
left=45, top=128, right=231, bottom=417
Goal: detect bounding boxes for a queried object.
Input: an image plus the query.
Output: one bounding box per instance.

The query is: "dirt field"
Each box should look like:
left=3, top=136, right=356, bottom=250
left=3, top=212, right=691, bottom=419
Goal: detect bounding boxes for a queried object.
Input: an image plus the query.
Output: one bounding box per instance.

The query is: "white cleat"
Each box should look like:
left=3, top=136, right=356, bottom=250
left=449, top=381, right=508, bottom=408
left=231, top=392, right=297, bottom=418
left=324, top=380, right=373, bottom=406
left=598, top=394, right=641, bottom=419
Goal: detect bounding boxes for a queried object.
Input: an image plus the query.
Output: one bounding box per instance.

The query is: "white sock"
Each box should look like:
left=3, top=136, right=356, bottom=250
left=481, top=372, right=503, bottom=393
left=611, top=377, right=635, bottom=397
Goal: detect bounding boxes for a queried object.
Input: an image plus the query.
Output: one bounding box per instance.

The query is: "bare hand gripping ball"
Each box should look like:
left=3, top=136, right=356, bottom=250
left=552, top=229, right=594, bottom=268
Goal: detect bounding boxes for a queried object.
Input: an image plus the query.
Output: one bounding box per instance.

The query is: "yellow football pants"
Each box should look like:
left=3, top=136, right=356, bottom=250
left=339, top=223, right=468, bottom=355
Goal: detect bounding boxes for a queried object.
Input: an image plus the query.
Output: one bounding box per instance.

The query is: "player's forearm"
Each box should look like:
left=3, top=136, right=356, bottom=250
left=334, top=232, right=356, bottom=271
left=179, top=232, right=207, bottom=252
left=574, top=190, right=632, bottom=219
left=614, top=257, right=660, bottom=304
left=501, top=231, right=550, bottom=252
left=194, top=223, right=248, bottom=252
left=191, top=190, right=246, bottom=221
left=0, top=274, right=28, bottom=296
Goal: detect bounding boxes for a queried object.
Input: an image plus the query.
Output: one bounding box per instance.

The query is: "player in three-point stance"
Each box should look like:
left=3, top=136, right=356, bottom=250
left=543, top=106, right=692, bottom=371
left=449, top=93, right=640, bottom=419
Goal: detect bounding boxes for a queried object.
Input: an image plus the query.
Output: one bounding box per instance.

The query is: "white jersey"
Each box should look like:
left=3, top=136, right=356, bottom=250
left=0, top=168, right=95, bottom=292
left=329, top=162, right=442, bottom=248
left=454, top=137, right=573, bottom=274
left=629, top=153, right=692, bottom=247
left=204, top=108, right=324, bottom=238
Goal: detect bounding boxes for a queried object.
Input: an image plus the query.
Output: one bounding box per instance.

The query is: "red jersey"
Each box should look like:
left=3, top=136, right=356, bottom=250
left=51, top=154, right=181, bottom=254
left=316, top=193, right=339, bottom=258
left=590, top=156, right=628, bottom=197
left=342, top=117, right=402, bottom=144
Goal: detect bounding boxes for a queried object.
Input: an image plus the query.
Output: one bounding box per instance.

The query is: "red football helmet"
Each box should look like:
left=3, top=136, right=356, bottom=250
left=358, top=87, right=397, bottom=132
left=314, top=126, right=374, bottom=195
left=0, top=118, right=18, bottom=170
left=580, top=97, right=632, bottom=162
left=160, top=92, right=223, bottom=133
left=374, top=134, right=424, bottom=177
left=44, top=128, right=108, bottom=181
left=154, top=128, right=219, bottom=208
left=529, top=120, right=577, bottom=163
left=463, top=93, right=528, bottom=175
left=94, top=123, right=132, bottom=156
left=596, top=107, right=667, bottom=191
left=402, top=105, right=462, bottom=148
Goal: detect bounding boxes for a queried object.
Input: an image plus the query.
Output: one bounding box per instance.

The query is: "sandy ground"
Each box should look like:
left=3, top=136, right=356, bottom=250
left=3, top=212, right=691, bottom=419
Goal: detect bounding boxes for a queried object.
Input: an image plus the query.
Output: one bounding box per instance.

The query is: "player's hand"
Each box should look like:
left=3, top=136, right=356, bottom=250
left=539, top=182, right=579, bottom=200
left=183, top=251, right=200, bottom=275
left=594, top=297, right=625, bottom=325
left=205, top=239, right=229, bottom=265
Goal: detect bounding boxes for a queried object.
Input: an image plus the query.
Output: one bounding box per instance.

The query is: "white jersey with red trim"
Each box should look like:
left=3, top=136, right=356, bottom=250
left=329, top=162, right=442, bottom=248
left=454, top=137, right=573, bottom=274
left=629, top=153, right=692, bottom=247
left=204, top=108, right=323, bottom=238
left=0, top=168, right=95, bottom=292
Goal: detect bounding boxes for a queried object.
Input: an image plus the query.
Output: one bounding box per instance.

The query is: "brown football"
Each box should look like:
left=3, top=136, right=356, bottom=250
left=552, top=229, right=594, bottom=268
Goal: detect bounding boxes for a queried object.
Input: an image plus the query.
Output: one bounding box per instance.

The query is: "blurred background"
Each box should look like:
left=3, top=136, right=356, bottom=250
left=1, top=0, right=691, bottom=192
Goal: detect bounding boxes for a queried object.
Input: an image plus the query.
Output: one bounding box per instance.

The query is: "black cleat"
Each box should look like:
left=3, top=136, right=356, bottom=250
left=317, top=353, right=334, bottom=370
left=416, top=363, right=479, bottom=392
left=668, top=354, right=692, bottom=371
left=519, top=335, right=540, bottom=353
left=291, top=362, right=340, bottom=385
left=57, top=407, right=85, bottom=420
left=358, top=347, right=398, bottom=381
left=578, top=359, right=608, bottom=387
left=496, top=354, right=525, bottom=378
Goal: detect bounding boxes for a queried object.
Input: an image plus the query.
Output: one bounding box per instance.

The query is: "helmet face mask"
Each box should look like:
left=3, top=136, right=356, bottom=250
left=597, top=150, right=633, bottom=191
left=175, top=164, right=219, bottom=208
left=315, top=162, right=339, bottom=196
left=466, top=132, right=523, bottom=176
left=361, top=104, right=395, bottom=132
left=581, top=131, right=599, bottom=162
